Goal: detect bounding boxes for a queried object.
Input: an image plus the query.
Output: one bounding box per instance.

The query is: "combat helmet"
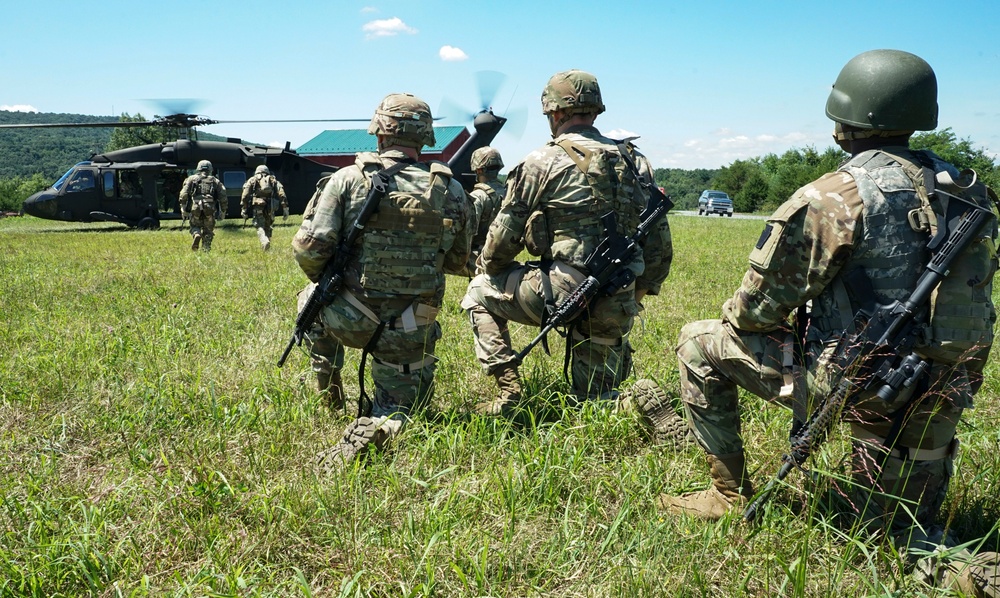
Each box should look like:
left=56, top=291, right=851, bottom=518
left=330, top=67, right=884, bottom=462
left=470, top=146, right=504, bottom=171
left=197, top=160, right=213, bottom=172
left=541, top=70, right=606, bottom=116
left=255, top=165, right=270, bottom=175
left=825, top=49, right=937, bottom=133
left=368, top=92, right=436, bottom=148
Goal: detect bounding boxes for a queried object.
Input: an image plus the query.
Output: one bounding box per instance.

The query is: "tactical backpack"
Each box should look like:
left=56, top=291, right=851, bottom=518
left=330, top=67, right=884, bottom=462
left=524, top=136, right=645, bottom=259
left=901, top=151, right=999, bottom=364
left=354, top=155, right=455, bottom=297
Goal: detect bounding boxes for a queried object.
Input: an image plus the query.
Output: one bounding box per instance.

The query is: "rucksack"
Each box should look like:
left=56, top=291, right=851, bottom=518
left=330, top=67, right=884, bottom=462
left=902, top=154, right=1000, bottom=364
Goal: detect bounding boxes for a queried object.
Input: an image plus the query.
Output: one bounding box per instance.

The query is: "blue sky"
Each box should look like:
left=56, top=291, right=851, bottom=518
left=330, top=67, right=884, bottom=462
left=3, top=0, right=999, bottom=171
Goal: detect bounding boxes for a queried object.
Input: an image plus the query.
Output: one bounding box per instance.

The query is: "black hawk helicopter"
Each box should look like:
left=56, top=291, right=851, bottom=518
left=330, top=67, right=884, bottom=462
left=2, top=78, right=519, bottom=229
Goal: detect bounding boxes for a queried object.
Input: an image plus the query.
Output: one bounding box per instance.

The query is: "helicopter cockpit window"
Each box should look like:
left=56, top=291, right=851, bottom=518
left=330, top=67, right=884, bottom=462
left=222, top=171, right=246, bottom=191
left=66, top=170, right=96, bottom=192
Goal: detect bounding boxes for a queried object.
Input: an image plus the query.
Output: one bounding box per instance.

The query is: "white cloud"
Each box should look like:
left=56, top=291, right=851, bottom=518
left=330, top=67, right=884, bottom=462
left=439, top=45, right=468, bottom=62
left=606, top=128, right=639, bottom=140
left=658, top=129, right=832, bottom=169
left=360, top=6, right=377, bottom=13
left=1, top=104, right=38, bottom=112
left=362, top=17, right=417, bottom=39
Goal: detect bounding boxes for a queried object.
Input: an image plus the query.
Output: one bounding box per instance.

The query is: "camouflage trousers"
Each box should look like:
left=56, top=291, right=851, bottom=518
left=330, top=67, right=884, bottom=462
left=189, top=201, right=217, bottom=247
left=298, top=284, right=441, bottom=424
left=252, top=205, right=275, bottom=244
left=676, top=318, right=968, bottom=538
left=462, top=261, right=637, bottom=399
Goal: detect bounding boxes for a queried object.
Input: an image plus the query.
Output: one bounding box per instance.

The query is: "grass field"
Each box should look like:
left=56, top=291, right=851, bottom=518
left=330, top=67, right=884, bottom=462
left=2, top=214, right=999, bottom=597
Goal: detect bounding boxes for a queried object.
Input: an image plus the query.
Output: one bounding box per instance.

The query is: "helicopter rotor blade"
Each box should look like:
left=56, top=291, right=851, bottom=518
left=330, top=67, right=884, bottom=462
left=0, top=121, right=159, bottom=129
left=476, top=70, right=507, bottom=111
left=210, top=118, right=373, bottom=124
left=500, top=105, right=528, bottom=140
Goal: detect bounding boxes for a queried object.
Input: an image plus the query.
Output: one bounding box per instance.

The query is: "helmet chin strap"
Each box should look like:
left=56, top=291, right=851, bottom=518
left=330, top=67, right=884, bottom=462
left=833, top=121, right=913, bottom=141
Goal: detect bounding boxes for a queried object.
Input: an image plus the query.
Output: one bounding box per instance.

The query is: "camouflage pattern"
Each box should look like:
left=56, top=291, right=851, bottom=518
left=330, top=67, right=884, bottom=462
left=296, top=280, right=441, bottom=423
left=459, top=177, right=505, bottom=277
left=541, top=70, right=606, bottom=116
left=470, top=146, right=504, bottom=171
left=179, top=171, right=227, bottom=250
left=463, top=124, right=672, bottom=399
left=675, top=148, right=993, bottom=569
left=292, top=149, right=472, bottom=430
left=241, top=171, right=288, bottom=248
left=367, top=93, right=435, bottom=149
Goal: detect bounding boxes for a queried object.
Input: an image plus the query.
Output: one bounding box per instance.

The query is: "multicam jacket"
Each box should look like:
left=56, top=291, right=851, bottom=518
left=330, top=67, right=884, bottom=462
left=464, top=177, right=506, bottom=274
left=292, top=150, right=473, bottom=305
left=480, top=125, right=672, bottom=296
left=723, top=146, right=995, bottom=405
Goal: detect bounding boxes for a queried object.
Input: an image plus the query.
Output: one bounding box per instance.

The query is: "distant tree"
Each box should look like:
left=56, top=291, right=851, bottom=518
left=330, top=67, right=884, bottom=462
left=734, top=170, right=770, bottom=213
left=105, top=113, right=179, bottom=152
left=710, top=159, right=760, bottom=202
left=654, top=167, right=718, bottom=210
left=0, top=173, right=50, bottom=212
left=911, top=127, right=999, bottom=190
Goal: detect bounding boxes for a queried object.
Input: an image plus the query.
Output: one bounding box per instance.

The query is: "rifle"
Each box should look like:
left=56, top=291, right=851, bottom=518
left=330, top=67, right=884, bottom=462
left=513, top=189, right=673, bottom=364
left=277, top=162, right=409, bottom=367
left=743, top=192, right=995, bottom=522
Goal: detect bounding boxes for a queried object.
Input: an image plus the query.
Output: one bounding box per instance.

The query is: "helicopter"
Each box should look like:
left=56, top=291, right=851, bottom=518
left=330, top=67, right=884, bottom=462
left=2, top=76, right=521, bottom=229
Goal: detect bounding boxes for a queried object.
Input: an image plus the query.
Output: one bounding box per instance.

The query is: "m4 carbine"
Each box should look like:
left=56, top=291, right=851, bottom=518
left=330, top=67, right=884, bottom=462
left=277, top=162, right=408, bottom=367
left=744, top=192, right=995, bottom=522
left=513, top=190, right=673, bottom=364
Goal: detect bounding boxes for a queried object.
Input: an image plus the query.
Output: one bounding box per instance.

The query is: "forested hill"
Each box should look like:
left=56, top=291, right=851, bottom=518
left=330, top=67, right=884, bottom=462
left=0, top=111, right=116, bottom=180
left=0, top=111, right=230, bottom=181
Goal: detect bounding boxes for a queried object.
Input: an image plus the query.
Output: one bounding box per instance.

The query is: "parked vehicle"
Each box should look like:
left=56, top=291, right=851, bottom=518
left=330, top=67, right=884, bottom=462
left=698, top=190, right=734, bottom=217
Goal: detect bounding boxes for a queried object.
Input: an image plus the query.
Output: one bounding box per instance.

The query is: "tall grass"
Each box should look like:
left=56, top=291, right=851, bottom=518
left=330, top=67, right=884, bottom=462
left=1, top=214, right=998, bottom=596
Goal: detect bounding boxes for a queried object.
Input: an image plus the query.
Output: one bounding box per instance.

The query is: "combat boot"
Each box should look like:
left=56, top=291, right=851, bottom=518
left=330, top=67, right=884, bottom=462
left=257, top=228, right=270, bottom=251
left=315, top=416, right=390, bottom=474
left=191, top=234, right=202, bottom=251
left=476, top=363, right=522, bottom=417
left=202, top=236, right=213, bottom=252
left=657, top=451, right=754, bottom=520
left=317, top=370, right=345, bottom=412
left=620, top=379, right=695, bottom=449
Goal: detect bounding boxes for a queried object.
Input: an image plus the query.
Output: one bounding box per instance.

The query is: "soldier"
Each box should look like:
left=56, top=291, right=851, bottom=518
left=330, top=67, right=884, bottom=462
left=460, top=69, right=684, bottom=444
left=292, top=92, right=472, bottom=469
left=179, top=160, right=227, bottom=251
left=658, top=50, right=1000, bottom=595
left=241, top=164, right=288, bottom=251
left=458, top=146, right=506, bottom=277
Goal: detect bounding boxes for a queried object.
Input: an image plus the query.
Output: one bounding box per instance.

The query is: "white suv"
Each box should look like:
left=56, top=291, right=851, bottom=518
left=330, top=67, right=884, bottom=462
left=698, top=190, right=734, bottom=217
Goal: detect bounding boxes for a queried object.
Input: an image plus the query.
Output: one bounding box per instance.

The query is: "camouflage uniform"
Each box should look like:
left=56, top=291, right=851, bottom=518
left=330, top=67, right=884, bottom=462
left=292, top=143, right=472, bottom=455
left=241, top=165, right=288, bottom=251
left=179, top=162, right=227, bottom=251
left=462, top=124, right=673, bottom=400
left=458, top=146, right=506, bottom=277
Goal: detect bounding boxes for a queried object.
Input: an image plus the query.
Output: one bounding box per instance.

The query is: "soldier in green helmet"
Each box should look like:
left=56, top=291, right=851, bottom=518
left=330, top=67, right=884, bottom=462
left=179, top=160, right=227, bottom=251
left=457, top=145, right=506, bottom=277
left=292, top=92, right=473, bottom=469
left=241, top=164, right=288, bottom=251
left=658, top=49, right=1000, bottom=596
left=460, top=69, right=685, bottom=447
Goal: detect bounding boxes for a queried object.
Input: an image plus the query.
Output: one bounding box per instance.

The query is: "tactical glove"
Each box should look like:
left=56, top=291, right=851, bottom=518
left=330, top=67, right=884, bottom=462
left=241, top=210, right=251, bottom=220
left=282, top=204, right=289, bottom=221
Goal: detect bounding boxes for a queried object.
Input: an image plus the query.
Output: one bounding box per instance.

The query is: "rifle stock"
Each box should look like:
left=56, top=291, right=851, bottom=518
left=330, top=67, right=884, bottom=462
left=744, top=194, right=994, bottom=522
